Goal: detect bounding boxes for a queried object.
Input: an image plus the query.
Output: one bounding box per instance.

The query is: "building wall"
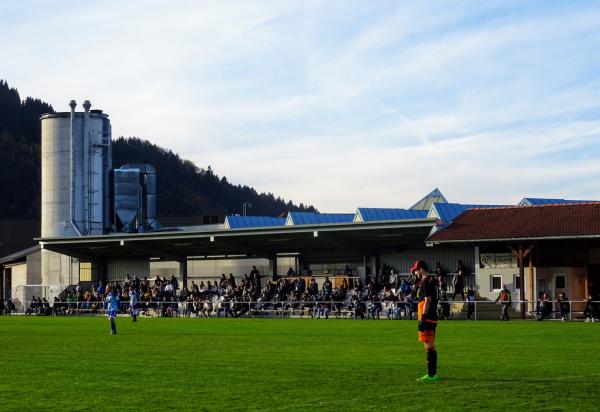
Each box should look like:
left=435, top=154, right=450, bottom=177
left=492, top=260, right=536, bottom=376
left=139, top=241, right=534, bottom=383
left=41, top=250, right=77, bottom=295
left=10, top=263, right=27, bottom=310
left=380, top=247, right=475, bottom=274
left=106, top=259, right=150, bottom=281
left=147, top=257, right=296, bottom=284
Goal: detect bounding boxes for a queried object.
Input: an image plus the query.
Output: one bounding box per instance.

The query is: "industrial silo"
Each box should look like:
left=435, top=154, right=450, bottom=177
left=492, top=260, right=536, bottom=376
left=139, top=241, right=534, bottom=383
left=40, top=100, right=112, bottom=238
left=40, top=100, right=112, bottom=291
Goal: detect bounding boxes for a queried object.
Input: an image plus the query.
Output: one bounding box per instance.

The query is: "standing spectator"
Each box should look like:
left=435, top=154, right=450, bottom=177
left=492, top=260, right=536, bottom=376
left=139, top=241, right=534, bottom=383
left=557, top=292, right=570, bottom=322
left=451, top=270, right=465, bottom=301
left=96, top=281, right=105, bottom=297
left=466, top=285, right=476, bottom=320
left=494, top=285, right=511, bottom=321
left=437, top=273, right=447, bottom=296
left=583, top=295, right=597, bottom=322
left=537, top=292, right=553, bottom=320
left=308, top=278, right=318, bottom=297
left=170, top=275, right=179, bottom=292
left=322, top=277, right=333, bottom=298
left=129, top=286, right=139, bottom=322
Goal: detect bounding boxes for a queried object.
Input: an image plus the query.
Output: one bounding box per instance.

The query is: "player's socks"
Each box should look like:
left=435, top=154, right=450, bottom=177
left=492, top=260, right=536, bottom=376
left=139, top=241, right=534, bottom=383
left=427, top=349, right=437, bottom=377
left=110, top=318, right=117, bottom=334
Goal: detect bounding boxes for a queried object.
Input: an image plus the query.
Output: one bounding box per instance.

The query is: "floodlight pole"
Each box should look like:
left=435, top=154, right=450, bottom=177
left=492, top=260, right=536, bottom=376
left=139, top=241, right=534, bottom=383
left=243, top=202, right=252, bottom=216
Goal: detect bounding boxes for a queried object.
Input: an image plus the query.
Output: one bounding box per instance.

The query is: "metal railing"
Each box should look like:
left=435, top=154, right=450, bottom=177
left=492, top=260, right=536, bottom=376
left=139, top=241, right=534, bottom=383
left=5, top=299, right=599, bottom=321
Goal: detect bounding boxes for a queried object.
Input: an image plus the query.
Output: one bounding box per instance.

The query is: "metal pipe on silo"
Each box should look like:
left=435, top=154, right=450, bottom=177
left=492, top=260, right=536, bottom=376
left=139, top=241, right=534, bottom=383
left=82, top=100, right=92, bottom=235
left=68, top=100, right=83, bottom=236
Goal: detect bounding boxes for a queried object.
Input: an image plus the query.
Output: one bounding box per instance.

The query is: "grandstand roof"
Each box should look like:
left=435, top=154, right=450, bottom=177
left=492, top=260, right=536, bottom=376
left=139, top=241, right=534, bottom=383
left=354, top=208, right=428, bottom=223
left=285, top=212, right=355, bottom=226
left=38, top=217, right=437, bottom=263
left=224, top=216, right=285, bottom=229
left=429, top=203, right=600, bottom=243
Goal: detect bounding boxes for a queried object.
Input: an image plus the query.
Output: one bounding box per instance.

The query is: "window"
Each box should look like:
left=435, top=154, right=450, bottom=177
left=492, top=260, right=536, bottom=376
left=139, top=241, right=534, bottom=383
left=555, top=275, right=566, bottom=289
left=514, top=274, right=524, bottom=290
left=80, top=262, right=92, bottom=282
left=491, top=275, right=502, bottom=291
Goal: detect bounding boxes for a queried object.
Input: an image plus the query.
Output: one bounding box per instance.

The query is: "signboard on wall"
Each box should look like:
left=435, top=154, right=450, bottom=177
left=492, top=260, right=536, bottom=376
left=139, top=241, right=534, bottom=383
left=480, top=253, right=517, bottom=268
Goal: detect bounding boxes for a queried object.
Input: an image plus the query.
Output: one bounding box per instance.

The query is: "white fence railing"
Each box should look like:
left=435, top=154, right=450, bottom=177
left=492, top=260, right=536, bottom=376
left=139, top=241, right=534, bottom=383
left=5, top=299, right=600, bottom=321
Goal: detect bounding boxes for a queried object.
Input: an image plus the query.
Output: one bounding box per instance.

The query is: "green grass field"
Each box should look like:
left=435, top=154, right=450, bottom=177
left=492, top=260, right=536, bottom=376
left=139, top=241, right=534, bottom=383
left=0, top=317, right=598, bottom=411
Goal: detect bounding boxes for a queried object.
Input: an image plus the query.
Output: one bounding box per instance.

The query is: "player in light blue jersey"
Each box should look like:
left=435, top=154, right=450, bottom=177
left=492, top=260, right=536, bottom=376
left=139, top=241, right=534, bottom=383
left=105, top=286, right=120, bottom=335
left=128, top=286, right=139, bottom=322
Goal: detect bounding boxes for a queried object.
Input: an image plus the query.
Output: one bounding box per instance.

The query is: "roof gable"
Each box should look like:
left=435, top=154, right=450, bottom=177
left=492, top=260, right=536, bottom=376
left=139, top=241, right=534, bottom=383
left=409, top=188, right=448, bottom=210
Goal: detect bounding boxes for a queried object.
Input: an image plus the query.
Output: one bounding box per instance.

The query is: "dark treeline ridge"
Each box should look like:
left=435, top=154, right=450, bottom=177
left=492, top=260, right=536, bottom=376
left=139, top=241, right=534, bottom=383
left=113, top=137, right=316, bottom=217
left=0, top=80, right=53, bottom=218
left=0, top=79, right=315, bottom=220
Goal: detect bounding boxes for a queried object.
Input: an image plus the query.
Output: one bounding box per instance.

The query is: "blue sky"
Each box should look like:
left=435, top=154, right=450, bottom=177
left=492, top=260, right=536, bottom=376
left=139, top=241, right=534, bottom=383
left=1, top=1, right=599, bottom=211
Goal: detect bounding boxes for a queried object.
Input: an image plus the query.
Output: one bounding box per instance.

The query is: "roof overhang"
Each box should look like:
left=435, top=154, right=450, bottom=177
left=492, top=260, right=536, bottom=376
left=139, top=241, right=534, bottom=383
left=428, top=234, right=600, bottom=245
left=37, top=219, right=437, bottom=262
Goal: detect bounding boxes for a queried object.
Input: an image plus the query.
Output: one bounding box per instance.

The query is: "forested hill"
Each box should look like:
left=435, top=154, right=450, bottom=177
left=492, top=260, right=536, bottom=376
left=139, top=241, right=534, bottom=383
left=0, top=80, right=53, bottom=218
left=0, top=79, right=315, bottom=220
left=112, top=137, right=315, bottom=217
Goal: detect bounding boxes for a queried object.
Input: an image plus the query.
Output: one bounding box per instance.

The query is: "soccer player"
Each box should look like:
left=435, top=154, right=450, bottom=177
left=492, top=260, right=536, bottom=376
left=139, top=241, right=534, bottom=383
left=129, top=286, right=139, bottom=322
left=105, top=285, right=120, bottom=335
left=411, top=259, right=439, bottom=382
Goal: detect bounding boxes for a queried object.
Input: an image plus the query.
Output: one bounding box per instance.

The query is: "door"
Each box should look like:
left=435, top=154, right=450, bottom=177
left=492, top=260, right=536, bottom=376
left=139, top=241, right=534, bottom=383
left=537, top=277, right=552, bottom=299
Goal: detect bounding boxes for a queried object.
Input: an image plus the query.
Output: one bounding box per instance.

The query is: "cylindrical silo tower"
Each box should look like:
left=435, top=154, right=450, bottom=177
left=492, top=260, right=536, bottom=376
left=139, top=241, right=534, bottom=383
left=40, top=100, right=112, bottom=238
left=40, top=100, right=112, bottom=290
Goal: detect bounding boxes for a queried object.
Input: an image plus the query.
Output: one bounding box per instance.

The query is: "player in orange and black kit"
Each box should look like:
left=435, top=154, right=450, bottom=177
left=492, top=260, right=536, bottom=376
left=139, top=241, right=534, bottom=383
left=411, top=259, right=439, bottom=382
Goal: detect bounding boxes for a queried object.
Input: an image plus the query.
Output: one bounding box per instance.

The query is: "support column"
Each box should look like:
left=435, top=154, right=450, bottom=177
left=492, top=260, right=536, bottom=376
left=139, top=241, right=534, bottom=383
left=528, top=251, right=534, bottom=304
left=180, top=257, right=188, bottom=289
left=511, top=245, right=534, bottom=320
left=269, top=255, right=278, bottom=280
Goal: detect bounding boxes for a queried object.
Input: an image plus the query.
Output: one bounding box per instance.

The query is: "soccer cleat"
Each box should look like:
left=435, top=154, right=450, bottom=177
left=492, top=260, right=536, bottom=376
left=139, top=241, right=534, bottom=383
left=417, top=374, right=439, bottom=382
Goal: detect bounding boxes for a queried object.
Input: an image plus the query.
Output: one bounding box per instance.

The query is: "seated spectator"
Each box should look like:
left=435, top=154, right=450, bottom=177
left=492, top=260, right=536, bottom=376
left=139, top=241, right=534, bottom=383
left=315, top=295, right=331, bottom=319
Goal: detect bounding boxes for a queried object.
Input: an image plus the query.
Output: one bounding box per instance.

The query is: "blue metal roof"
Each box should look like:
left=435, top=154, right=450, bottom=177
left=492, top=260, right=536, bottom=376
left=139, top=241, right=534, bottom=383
left=431, top=203, right=505, bottom=225
left=225, top=215, right=285, bottom=229
left=356, top=208, right=428, bottom=222
left=518, top=198, right=593, bottom=206
left=286, top=212, right=354, bottom=226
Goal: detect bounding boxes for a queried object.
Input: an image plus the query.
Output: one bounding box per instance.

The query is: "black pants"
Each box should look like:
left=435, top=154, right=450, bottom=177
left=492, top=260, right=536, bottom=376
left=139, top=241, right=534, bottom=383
left=452, top=288, right=465, bottom=301
left=467, top=302, right=475, bottom=319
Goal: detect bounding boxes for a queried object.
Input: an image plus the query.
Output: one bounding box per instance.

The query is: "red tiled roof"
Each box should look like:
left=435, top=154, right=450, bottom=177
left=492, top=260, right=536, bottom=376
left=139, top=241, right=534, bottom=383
left=429, top=202, right=600, bottom=242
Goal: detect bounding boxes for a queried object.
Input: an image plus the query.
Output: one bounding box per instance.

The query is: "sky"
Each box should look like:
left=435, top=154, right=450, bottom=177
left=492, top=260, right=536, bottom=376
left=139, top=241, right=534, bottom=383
left=1, top=0, right=600, bottom=212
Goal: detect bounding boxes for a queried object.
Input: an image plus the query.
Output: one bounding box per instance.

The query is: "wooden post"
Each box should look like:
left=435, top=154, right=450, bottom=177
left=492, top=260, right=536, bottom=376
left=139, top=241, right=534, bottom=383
left=511, top=245, right=534, bottom=320
left=529, top=250, right=534, bottom=312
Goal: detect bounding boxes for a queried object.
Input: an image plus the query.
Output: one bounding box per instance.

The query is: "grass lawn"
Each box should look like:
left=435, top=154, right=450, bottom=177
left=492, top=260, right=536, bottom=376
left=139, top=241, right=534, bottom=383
left=0, top=317, right=598, bottom=411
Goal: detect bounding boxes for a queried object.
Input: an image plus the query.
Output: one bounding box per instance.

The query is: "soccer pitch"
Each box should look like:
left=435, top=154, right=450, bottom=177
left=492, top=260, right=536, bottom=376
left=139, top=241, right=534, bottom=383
left=0, top=317, right=598, bottom=411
